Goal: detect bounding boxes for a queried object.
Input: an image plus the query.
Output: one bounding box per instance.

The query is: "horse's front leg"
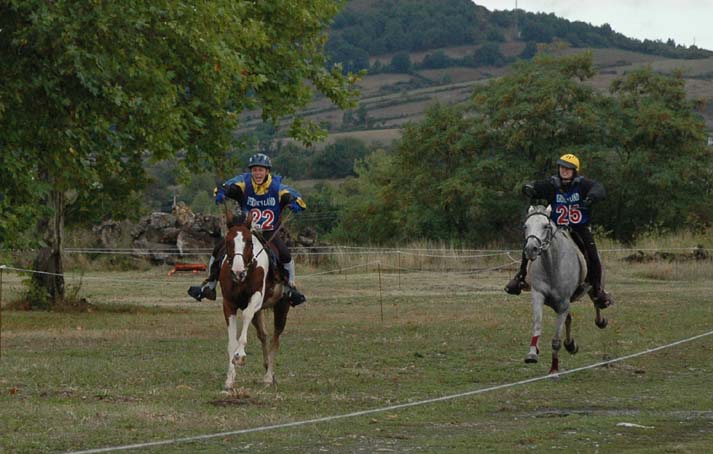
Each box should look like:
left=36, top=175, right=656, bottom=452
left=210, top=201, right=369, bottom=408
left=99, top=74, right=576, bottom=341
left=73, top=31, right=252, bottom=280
left=525, top=292, right=544, bottom=363
left=232, top=292, right=264, bottom=368
left=549, top=307, right=568, bottom=374
left=224, top=308, right=239, bottom=391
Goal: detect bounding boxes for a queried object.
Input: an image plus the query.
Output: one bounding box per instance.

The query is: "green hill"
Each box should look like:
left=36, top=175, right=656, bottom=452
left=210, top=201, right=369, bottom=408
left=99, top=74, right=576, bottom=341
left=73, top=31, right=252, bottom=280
left=244, top=0, right=713, bottom=144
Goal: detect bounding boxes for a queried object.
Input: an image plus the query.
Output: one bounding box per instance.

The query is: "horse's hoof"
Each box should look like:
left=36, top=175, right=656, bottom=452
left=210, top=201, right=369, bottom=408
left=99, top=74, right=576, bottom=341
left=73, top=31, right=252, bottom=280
left=564, top=339, right=578, bottom=355
left=548, top=370, right=560, bottom=378
left=221, top=386, right=234, bottom=396
left=524, top=353, right=538, bottom=364
left=595, top=318, right=608, bottom=329
left=232, top=355, right=247, bottom=367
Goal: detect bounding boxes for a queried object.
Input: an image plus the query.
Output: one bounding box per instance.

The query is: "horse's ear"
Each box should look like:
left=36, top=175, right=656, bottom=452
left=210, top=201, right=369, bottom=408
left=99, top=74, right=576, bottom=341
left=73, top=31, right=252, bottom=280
left=235, top=210, right=252, bottom=228
left=225, top=208, right=235, bottom=228
left=545, top=205, right=552, bottom=216
left=528, top=205, right=535, bottom=214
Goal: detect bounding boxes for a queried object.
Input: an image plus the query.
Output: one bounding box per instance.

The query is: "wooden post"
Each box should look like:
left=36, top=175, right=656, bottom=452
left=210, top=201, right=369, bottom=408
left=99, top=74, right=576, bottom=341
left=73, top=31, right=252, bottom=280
left=397, top=251, right=401, bottom=290
left=378, top=261, right=383, bottom=322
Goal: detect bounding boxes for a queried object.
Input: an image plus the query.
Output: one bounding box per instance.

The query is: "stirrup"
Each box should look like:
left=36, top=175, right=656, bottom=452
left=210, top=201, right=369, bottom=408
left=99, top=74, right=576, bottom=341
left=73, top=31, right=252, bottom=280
left=187, top=285, right=204, bottom=302
left=187, top=285, right=216, bottom=302
left=285, top=285, right=306, bottom=306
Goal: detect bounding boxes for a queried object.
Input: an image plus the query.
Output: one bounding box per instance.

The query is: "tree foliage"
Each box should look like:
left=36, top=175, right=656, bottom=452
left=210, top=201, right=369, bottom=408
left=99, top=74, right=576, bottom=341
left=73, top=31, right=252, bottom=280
left=332, top=53, right=712, bottom=245
left=325, top=0, right=711, bottom=73
left=0, top=0, right=359, bottom=305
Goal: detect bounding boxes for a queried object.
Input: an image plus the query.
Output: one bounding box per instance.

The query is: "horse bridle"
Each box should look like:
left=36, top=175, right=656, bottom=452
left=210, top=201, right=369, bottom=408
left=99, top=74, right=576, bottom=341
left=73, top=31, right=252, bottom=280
left=523, top=211, right=558, bottom=257
left=226, top=229, right=256, bottom=283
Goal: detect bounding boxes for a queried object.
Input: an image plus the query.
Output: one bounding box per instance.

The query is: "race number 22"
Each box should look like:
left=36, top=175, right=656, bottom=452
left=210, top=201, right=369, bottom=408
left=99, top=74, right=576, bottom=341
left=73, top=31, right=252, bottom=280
left=249, top=208, right=275, bottom=230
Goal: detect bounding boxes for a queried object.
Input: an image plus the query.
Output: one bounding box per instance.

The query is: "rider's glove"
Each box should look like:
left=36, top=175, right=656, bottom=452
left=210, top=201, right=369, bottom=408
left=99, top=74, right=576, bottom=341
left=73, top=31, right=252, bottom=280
left=522, top=184, right=536, bottom=198
left=581, top=196, right=594, bottom=209
left=214, top=187, right=226, bottom=204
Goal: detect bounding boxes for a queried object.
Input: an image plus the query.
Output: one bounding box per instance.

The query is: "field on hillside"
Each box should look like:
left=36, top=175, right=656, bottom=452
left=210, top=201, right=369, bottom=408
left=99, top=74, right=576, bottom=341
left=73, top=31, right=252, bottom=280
left=237, top=44, right=713, bottom=145
left=2, top=244, right=712, bottom=453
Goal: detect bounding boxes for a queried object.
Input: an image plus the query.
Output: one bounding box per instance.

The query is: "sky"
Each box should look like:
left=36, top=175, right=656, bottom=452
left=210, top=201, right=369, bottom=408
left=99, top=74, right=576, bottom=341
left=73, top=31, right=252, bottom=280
left=473, top=1, right=713, bottom=51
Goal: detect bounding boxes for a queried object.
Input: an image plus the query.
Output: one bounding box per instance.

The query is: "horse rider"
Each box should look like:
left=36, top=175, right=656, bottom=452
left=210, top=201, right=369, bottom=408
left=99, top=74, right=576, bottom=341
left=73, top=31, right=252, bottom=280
left=504, top=153, right=613, bottom=308
left=187, top=153, right=307, bottom=306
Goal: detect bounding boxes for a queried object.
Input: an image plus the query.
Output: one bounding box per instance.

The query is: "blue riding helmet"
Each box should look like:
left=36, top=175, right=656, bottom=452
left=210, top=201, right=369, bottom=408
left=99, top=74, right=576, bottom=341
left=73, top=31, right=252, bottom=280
left=248, top=153, right=272, bottom=169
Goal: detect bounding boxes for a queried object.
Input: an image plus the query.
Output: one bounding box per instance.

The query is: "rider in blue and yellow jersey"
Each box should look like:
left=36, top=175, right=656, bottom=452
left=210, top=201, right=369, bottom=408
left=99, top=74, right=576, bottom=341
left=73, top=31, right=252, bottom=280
left=188, top=153, right=307, bottom=306
left=505, top=153, right=613, bottom=308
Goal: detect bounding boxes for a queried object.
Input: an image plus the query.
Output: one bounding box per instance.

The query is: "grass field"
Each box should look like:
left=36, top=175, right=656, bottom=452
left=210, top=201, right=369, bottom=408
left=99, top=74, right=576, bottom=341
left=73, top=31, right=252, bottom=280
left=1, top=245, right=712, bottom=453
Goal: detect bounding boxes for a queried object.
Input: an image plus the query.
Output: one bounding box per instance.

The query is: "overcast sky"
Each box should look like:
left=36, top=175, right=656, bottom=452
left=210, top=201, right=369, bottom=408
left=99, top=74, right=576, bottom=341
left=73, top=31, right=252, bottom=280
left=474, top=1, right=713, bottom=51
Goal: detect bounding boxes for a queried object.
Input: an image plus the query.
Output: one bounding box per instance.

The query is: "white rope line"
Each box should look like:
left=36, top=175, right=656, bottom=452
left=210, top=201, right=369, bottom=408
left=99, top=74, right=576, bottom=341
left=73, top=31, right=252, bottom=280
left=301, top=261, right=381, bottom=277
left=17, top=245, right=708, bottom=252
left=0, top=259, right=516, bottom=285
left=63, top=328, right=713, bottom=454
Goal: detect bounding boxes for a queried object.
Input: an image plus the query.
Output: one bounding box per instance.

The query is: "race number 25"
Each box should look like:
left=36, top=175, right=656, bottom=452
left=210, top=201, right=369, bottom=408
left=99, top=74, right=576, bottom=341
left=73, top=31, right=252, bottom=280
left=555, top=205, right=582, bottom=225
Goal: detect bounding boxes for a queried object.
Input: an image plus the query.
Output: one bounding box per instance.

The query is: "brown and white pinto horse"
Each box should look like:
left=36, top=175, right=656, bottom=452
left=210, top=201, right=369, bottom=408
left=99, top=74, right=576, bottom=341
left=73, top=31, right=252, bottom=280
left=220, top=218, right=291, bottom=390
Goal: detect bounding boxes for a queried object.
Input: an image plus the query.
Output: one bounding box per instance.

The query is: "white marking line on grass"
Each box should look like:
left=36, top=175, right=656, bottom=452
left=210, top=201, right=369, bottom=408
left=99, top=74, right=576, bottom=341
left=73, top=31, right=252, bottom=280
left=65, top=329, right=713, bottom=454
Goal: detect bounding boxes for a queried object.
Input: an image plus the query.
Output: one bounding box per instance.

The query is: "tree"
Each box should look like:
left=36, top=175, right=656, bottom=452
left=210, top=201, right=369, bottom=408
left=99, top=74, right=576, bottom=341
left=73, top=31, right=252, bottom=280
left=600, top=68, right=712, bottom=242
left=332, top=53, right=713, bottom=245
left=0, top=0, right=359, bottom=307
left=471, top=42, right=507, bottom=67
left=390, top=52, right=412, bottom=73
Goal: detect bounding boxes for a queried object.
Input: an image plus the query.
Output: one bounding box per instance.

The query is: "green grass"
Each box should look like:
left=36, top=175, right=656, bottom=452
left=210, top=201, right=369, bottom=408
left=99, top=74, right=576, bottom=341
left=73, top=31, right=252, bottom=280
left=1, top=250, right=713, bottom=453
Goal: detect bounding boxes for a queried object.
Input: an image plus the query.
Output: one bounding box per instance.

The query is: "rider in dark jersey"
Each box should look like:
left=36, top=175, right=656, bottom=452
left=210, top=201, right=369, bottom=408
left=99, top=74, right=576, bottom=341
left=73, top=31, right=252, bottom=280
left=504, top=153, right=613, bottom=308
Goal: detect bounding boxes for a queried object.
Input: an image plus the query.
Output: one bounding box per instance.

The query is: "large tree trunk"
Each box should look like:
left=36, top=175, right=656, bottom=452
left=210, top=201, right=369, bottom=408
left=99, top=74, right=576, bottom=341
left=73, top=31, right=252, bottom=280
left=32, top=188, right=65, bottom=306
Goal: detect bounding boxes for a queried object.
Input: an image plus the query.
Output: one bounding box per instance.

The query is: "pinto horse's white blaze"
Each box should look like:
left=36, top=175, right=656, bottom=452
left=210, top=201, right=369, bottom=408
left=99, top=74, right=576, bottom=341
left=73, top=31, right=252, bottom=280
left=230, top=231, right=248, bottom=276
left=220, top=221, right=292, bottom=392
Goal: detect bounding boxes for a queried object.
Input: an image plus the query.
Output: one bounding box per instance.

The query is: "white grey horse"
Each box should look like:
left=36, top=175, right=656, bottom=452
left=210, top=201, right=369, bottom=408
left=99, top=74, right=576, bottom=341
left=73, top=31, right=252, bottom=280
left=521, top=205, right=607, bottom=374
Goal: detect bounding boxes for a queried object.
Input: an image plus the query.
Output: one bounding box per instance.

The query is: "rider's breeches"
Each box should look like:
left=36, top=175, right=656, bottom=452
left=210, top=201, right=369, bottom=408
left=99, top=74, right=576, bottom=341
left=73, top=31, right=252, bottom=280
left=264, top=230, right=296, bottom=285
left=570, top=225, right=603, bottom=290
left=207, top=239, right=226, bottom=283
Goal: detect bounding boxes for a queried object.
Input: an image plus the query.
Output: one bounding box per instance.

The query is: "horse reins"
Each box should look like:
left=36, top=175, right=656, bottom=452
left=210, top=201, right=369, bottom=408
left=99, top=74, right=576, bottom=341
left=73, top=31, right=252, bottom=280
left=251, top=209, right=294, bottom=262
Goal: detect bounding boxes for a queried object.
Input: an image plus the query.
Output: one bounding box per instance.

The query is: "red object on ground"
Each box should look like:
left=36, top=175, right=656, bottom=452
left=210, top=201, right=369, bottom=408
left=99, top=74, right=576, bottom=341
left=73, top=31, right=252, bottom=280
left=167, top=263, right=207, bottom=276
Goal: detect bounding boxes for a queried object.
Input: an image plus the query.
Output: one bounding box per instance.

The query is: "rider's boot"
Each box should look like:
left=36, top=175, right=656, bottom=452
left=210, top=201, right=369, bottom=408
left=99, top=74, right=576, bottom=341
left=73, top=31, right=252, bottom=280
left=582, top=247, right=613, bottom=309
left=590, top=285, right=613, bottom=309
left=188, top=256, right=219, bottom=302
left=505, top=255, right=530, bottom=295
left=283, top=259, right=306, bottom=306
left=505, top=272, right=529, bottom=295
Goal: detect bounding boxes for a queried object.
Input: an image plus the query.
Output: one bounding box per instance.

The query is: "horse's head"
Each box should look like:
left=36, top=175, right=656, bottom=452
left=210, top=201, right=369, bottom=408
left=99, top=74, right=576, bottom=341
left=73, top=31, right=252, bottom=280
left=523, top=205, right=555, bottom=260
left=225, top=219, right=255, bottom=281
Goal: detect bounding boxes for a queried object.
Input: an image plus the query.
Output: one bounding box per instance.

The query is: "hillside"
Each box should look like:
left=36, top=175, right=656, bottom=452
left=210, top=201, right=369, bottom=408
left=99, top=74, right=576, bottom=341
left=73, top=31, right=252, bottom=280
left=240, top=0, right=713, bottom=146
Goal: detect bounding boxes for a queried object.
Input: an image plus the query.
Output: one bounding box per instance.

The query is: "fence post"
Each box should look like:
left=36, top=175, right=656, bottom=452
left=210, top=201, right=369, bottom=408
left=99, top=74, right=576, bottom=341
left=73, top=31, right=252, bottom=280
left=377, top=261, right=383, bottom=323
left=397, top=251, right=401, bottom=290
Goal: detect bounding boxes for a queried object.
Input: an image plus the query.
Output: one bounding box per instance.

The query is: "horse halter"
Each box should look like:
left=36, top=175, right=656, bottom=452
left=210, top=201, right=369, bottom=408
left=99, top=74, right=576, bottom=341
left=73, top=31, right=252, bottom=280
left=523, top=211, right=557, bottom=258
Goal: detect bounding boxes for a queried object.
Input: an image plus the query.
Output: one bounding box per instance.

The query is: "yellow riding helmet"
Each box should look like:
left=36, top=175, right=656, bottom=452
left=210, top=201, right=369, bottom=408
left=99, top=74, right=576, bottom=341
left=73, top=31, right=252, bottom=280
left=557, top=153, right=580, bottom=172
